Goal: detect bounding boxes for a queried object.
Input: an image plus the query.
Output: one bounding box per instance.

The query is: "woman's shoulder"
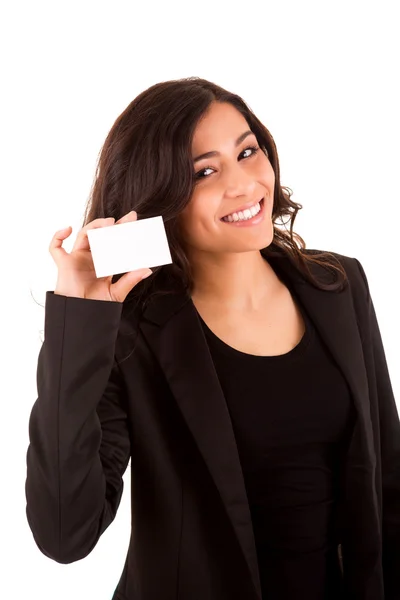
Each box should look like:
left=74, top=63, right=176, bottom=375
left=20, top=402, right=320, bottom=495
left=302, top=247, right=363, bottom=273
left=302, top=247, right=369, bottom=298
left=302, top=246, right=358, bottom=264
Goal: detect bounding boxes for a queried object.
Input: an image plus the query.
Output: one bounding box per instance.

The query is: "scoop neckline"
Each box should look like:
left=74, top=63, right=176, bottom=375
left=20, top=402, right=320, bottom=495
left=197, top=302, right=313, bottom=362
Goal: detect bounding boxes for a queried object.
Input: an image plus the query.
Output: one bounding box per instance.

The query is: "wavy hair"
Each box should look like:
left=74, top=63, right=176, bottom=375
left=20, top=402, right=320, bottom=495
left=82, top=76, right=347, bottom=315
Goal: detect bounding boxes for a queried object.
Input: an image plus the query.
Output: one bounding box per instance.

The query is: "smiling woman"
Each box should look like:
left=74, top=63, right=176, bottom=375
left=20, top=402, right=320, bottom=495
left=177, top=102, right=276, bottom=270
left=80, top=76, right=348, bottom=311
left=25, top=76, right=399, bottom=600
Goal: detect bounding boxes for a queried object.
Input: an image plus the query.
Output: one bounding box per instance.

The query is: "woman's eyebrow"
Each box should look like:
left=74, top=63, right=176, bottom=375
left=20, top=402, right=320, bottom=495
left=193, top=130, right=254, bottom=164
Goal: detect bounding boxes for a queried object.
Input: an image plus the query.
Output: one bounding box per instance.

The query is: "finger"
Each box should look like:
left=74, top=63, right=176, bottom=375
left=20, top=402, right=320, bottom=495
left=109, top=268, right=153, bottom=303
left=72, top=217, right=115, bottom=252
left=115, top=210, right=137, bottom=225
left=49, top=226, right=72, bottom=264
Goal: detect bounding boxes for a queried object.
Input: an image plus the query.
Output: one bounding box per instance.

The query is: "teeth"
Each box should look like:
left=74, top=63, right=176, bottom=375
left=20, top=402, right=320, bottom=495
left=223, top=201, right=261, bottom=223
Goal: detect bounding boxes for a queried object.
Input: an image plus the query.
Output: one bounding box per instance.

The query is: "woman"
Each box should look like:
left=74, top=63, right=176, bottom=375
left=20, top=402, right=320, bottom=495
left=25, top=77, right=400, bottom=600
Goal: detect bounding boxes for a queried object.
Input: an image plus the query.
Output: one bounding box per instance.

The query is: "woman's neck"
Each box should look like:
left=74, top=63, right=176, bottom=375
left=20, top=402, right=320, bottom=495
left=189, top=249, right=281, bottom=312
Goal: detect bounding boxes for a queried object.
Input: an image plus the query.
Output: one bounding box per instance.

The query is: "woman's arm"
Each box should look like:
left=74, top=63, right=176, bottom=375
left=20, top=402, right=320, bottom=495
left=25, top=292, right=131, bottom=564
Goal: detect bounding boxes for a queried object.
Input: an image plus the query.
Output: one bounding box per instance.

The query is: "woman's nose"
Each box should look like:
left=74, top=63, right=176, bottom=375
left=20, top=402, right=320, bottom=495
left=223, top=167, right=256, bottom=197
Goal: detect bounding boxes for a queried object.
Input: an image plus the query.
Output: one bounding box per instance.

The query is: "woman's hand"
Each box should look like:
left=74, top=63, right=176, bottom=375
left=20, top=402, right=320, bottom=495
left=49, top=211, right=153, bottom=302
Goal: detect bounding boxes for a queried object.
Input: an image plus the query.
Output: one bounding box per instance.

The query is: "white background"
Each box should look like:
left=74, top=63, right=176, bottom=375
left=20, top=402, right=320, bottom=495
left=1, top=1, right=399, bottom=598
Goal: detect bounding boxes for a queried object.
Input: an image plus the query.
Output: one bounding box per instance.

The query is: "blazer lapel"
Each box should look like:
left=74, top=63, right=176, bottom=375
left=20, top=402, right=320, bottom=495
left=139, top=251, right=379, bottom=598
left=140, top=291, right=263, bottom=598
left=272, top=252, right=382, bottom=583
left=273, top=254, right=381, bottom=575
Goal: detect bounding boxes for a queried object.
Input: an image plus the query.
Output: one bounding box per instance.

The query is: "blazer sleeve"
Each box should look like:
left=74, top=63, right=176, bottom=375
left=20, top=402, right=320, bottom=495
left=25, top=291, right=131, bottom=564
left=354, top=258, right=400, bottom=595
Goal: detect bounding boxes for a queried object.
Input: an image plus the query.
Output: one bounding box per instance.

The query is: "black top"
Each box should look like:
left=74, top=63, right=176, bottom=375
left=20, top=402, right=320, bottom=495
left=197, top=280, right=356, bottom=600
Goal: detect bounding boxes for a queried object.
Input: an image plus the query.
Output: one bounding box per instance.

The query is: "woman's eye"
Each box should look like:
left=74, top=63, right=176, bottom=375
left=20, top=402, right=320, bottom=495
left=194, top=145, right=260, bottom=180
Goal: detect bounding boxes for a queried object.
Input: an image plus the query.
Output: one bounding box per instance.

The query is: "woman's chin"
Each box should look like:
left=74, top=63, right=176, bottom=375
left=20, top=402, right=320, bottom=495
left=225, top=224, right=274, bottom=252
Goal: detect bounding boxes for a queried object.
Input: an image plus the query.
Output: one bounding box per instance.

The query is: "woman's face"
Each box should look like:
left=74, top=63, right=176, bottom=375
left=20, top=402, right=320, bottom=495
left=178, top=101, right=275, bottom=257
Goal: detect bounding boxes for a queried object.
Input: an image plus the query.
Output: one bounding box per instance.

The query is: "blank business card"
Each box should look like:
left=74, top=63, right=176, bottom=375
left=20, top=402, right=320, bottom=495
left=87, top=215, right=173, bottom=278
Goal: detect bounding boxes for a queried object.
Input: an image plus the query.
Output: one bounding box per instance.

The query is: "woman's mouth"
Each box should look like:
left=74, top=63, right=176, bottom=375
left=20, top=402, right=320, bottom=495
left=220, top=197, right=265, bottom=227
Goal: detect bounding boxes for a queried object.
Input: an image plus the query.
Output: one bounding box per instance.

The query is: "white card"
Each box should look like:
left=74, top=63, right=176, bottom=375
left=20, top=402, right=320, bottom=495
left=87, top=215, right=173, bottom=278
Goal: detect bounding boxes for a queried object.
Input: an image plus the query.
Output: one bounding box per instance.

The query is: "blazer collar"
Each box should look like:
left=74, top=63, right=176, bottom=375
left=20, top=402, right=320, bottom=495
left=138, top=249, right=378, bottom=599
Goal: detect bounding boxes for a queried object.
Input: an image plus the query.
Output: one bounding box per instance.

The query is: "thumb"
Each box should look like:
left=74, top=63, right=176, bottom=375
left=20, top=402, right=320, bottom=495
left=110, top=269, right=153, bottom=302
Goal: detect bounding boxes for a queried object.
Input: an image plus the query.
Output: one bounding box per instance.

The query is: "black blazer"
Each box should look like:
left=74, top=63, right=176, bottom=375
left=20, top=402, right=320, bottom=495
left=25, top=248, right=400, bottom=600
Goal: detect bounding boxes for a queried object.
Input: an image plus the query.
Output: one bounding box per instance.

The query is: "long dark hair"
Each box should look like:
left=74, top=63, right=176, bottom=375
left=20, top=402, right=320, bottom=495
left=82, top=76, right=347, bottom=314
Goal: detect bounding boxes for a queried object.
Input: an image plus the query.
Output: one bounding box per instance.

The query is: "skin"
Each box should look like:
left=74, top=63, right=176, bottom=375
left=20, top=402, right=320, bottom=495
left=178, top=101, right=281, bottom=313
